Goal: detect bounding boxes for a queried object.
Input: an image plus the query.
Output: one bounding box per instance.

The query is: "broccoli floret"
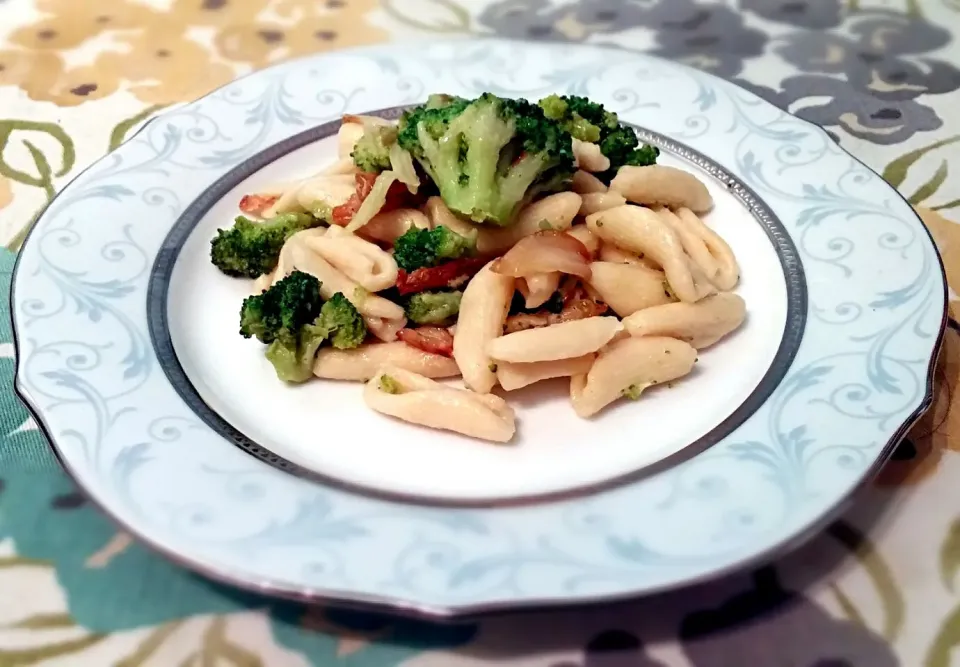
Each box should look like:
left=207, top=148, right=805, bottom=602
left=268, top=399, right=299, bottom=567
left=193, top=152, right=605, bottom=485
left=351, top=124, right=399, bottom=173
left=539, top=94, right=660, bottom=182
left=621, top=384, right=645, bottom=400
left=538, top=94, right=602, bottom=143
left=211, top=212, right=322, bottom=279
left=239, top=271, right=366, bottom=382
left=596, top=128, right=660, bottom=182
left=315, top=293, right=367, bottom=349
left=378, top=374, right=404, bottom=394
left=239, top=270, right=324, bottom=344
left=398, top=93, right=575, bottom=226
left=406, top=290, right=463, bottom=324
left=393, top=225, right=476, bottom=272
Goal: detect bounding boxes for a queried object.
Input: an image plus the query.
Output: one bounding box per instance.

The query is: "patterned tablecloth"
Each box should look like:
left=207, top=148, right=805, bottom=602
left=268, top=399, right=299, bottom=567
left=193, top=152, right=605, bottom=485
left=2, top=0, right=960, bottom=664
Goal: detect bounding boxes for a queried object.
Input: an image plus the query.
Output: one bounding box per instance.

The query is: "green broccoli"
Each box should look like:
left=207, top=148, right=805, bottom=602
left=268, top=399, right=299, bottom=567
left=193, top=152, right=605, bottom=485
left=538, top=94, right=660, bottom=182
left=351, top=124, right=399, bottom=173
left=397, top=93, right=575, bottom=226
left=378, top=374, right=404, bottom=394
left=393, top=225, right=476, bottom=272
left=621, top=384, right=645, bottom=400
left=239, top=271, right=366, bottom=382
left=239, top=270, right=324, bottom=344
left=405, top=290, right=462, bottom=324
left=596, top=130, right=659, bottom=182
left=538, top=94, right=602, bottom=143
left=211, top=212, right=323, bottom=279
left=315, top=293, right=367, bottom=349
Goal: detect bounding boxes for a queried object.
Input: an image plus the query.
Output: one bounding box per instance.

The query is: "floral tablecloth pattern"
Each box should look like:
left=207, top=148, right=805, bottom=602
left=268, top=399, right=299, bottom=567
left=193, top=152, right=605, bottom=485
left=2, top=0, right=960, bottom=664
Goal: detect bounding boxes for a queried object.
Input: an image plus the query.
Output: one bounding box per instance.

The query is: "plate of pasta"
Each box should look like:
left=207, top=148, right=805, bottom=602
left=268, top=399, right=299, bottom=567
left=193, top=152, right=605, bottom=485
left=13, top=40, right=945, bottom=616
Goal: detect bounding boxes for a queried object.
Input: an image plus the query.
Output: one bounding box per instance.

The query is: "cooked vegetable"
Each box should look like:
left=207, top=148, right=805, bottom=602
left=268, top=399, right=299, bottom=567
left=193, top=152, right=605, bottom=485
left=621, top=384, right=645, bottom=400
left=379, top=374, right=404, bottom=394
left=211, top=212, right=324, bottom=279
left=239, top=271, right=366, bottom=382
left=351, top=123, right=399, bottom=173
left=397, top=326, right=455, bottom=357
left=239, top=194, right=279, bottom=216
left=538, top=94, right=602, bottom=143
left=395, top=256, right=488, bottom=295
left=315, top=292, right=368, bottom=349
left=538, top=94, right=660, bottom=182
left=405, top=290, right=463, bottom=324
left=393, top=225, right=476, bottom=272
left=492, top=231, right=592, bottom=279
left=397, top=92, right=575, bottom=226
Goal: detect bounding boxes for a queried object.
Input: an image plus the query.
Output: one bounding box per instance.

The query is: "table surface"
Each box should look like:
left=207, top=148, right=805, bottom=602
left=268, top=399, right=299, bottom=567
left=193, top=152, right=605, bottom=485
left=2, top=0, right=960, bottom=665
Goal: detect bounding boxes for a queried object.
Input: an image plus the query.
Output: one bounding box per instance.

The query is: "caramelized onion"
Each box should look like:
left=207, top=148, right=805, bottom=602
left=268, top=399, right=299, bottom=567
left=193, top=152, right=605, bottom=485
left=492, top=231, right=592, bottom=280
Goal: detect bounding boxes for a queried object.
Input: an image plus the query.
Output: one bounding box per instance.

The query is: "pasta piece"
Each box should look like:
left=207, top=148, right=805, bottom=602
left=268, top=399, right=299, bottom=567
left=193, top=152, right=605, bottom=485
left=290, top=242, right=406, bottom=341
left=570, top=336, right=697, bottom=418
left=623, top=293, right=746, bottom=349
left=571, top=170, right=607, bottom=194
left=314, top=342, right=459, bottom=380
left=586, top=205, right=699, bottom=303
left=519, top=272, right=561, bottom=309
left=294, top=174, right=356, bottom=213
left=262, top=180, right=308, bottom=218
left=687, top=257, right=718, bottom=301
left=580, top=192, right=627, bottom=217
left=364, top=366, right=516, bottom=443
left=266, top=228, right=324, bottom=288
left=587, top=261, right=675, bottom=317
left=338, top=121, right=365, bottom=159
left=252, top=271, right=273, bottom=295
left=487, top=316, right=623, bottom=363
left=598, top=241, right=658, bottom=269
left=573, top=139, right=611, bottom=173
left=303, top=231, right=398, bottom=292
left=476, top=192, right=582, bottom=254
left=566, top=225, right=600, bottom=257
left=610, top=165, right=713, bottom=213
left=676, top=207, right=740, bottom=291
left=366, top=317, right=407, bottom=343
left=655, top=207, right=720, bottom=285
left=453, top=261, right=515, bottom=393
left=496, top=355, right=594, bottom=391
left=321, top=158, right=357, bottom=176
left=359, top=208, right=432, bottom=244
left=423, top=196, right=480, bottom=241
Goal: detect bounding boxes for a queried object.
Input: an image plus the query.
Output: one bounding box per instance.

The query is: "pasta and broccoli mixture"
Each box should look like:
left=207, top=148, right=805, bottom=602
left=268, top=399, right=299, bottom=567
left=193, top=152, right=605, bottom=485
left=209, top=92, right=746, bottom=444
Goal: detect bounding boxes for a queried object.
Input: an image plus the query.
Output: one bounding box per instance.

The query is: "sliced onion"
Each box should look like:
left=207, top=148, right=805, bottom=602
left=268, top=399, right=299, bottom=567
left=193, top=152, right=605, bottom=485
left=389, top=142, right=420, bottom=194
left=493, top=231, right=592, bottom=280
left=345, top=171, right=399, bottom=233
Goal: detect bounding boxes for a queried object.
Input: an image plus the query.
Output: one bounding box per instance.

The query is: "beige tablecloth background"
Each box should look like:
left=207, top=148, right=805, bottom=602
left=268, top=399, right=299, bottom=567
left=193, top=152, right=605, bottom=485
left=2, top=0, right=960, bottom=665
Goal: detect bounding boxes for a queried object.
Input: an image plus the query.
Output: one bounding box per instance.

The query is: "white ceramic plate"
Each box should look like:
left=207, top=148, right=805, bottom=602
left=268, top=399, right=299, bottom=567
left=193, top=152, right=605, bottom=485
left=12, top=39, right=946, bottom=617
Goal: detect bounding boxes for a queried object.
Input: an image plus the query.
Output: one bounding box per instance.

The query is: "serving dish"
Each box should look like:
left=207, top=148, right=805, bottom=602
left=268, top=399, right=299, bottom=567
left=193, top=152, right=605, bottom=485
left=12, top=39, right=945, bottom=617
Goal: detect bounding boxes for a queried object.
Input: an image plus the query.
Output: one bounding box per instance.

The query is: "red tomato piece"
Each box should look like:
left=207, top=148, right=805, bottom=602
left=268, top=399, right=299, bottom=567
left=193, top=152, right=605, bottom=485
left=395, top=257, right=489, bottom=295
left=331, top=172, right=421, bottom=227
left=397, top=327, right=455, bottom=357
left=239, top=194, right=279, bottom=216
